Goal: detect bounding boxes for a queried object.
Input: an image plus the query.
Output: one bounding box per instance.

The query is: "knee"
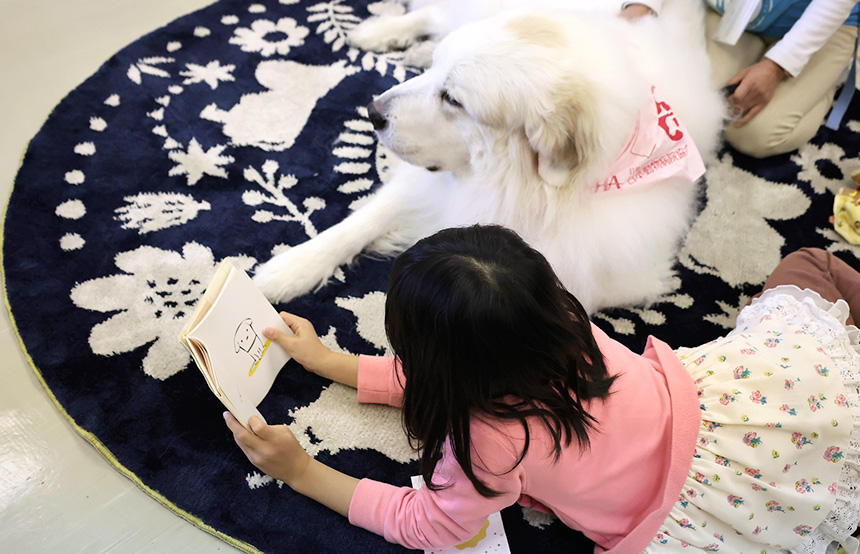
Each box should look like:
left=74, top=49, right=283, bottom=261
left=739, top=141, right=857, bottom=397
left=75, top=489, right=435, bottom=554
left=780, top=247, right=831, bottom=271
left=724, top=117, right=814, bottom=158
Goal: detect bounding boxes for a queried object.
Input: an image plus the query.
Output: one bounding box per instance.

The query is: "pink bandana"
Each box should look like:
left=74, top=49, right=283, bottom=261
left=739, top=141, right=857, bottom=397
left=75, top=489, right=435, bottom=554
left=593, top=86, right=705, bottom=193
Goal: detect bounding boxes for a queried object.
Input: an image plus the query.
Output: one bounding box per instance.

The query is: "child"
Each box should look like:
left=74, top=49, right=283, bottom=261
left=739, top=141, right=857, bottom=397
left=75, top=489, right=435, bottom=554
left=224, top=225, right=859, bottom=553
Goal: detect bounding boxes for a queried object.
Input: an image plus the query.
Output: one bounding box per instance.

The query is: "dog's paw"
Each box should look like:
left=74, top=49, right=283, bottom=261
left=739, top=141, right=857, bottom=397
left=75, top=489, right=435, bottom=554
left=348, top=17, right=418, bottom=52
left=401, top=40, right=436, bottom=68
left=253, top=245, right=335, bottom=304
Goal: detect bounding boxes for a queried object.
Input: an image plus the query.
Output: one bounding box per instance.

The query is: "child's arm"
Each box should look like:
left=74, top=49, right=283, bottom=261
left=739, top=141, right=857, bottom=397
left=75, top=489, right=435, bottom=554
left=224, top=412, right=359, bottom=516
left=225, top=412, right=520, bottom=550
left=264, top=311, right=358, bottom=388
left=267, top=311, right=406, bottom=407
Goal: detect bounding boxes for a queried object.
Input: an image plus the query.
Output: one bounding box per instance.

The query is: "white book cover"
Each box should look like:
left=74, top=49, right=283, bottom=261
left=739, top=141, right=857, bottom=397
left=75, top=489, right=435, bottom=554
left=179, top=261, right=292, bottom=428
left=410, top=475, right=511, bottom=554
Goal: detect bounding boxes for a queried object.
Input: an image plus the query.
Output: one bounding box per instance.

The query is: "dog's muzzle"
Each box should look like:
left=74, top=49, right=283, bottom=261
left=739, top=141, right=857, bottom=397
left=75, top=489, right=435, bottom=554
left=367, top=102, right=387, bottom=131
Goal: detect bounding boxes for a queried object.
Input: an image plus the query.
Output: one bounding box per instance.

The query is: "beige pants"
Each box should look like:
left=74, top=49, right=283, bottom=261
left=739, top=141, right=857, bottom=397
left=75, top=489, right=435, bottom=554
left=705, top=9, right=858, bottom=158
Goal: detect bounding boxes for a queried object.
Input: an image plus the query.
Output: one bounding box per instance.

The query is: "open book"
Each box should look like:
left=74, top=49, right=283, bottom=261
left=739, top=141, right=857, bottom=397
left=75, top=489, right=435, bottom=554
left=178, top=261, right=292, bottom=428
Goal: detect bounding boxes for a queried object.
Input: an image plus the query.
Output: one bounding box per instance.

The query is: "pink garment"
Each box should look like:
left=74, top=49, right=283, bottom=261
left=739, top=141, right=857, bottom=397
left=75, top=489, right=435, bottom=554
left=592, top=86, right=705, bottom=194
left=348, top=324, right=701, bottom=553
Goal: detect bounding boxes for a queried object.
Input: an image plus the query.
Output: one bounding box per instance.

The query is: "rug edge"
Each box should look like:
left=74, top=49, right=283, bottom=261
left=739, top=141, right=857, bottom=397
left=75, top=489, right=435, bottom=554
left=0, top=182, right=263, bottom=554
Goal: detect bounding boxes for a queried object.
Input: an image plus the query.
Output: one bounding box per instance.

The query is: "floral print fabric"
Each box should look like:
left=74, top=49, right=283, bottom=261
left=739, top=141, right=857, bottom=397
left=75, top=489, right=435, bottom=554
left=644, top=287, right=859, bottom=553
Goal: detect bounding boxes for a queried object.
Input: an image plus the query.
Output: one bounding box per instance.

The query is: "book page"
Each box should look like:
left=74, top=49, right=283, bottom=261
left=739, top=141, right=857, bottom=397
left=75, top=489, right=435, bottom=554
left=187, top=264, right=292, bottom=427
left=410, top=476, right=510, bottom=554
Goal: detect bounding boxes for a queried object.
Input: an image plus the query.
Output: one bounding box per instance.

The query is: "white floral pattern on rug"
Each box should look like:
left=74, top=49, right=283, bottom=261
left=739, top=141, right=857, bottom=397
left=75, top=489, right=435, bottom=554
left=680, top=152, right=811, bottom=286
left=69, top=242, right=255, bottom=380
left=180, top=60, right=236, bottom=90
left=792, top=142, right=856, bottom=196
left=229, top=17, right=309, bottom=57
left=167, top=137, right=234, bottom=185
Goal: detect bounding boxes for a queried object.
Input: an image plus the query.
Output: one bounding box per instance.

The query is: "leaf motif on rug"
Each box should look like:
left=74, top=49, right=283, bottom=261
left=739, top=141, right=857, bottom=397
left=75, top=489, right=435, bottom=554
left=113, top=192, right=211, bottom=234
left=242, top=159, right=326, bottom=234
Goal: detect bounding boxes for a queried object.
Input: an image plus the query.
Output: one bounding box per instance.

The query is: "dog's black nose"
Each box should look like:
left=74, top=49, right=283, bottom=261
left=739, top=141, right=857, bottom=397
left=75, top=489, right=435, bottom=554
left=367, top=102, right=387, bottom=131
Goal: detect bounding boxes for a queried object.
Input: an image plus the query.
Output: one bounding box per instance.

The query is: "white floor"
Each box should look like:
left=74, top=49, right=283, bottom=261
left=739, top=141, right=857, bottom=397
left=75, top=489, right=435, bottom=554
left=0, top=1, right=237, bottom=551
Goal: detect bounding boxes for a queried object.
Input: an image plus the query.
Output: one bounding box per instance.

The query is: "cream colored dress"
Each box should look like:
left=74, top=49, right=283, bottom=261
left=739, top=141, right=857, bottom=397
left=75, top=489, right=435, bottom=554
left=644, top=286, right=860, bottom=553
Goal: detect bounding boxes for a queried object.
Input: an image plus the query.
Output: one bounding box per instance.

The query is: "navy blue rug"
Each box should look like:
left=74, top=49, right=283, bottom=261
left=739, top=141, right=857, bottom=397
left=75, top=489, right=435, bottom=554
left=3, top=1, right=859, bottom=552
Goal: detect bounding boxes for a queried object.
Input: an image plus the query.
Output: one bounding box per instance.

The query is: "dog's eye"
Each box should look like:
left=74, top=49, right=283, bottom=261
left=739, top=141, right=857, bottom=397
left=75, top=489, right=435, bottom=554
left=440, top=89, right=462, bottom=108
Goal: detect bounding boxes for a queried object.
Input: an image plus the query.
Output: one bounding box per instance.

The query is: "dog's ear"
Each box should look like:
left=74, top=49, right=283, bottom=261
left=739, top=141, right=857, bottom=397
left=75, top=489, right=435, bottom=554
left=525, top=88, right=600, bottom=188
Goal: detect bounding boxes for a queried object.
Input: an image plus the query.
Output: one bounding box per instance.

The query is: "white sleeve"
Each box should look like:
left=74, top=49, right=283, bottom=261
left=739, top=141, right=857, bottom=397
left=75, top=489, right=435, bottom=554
left=764, top=0, right=857, bottom=77
left=621, top=0, right=664, bottom=16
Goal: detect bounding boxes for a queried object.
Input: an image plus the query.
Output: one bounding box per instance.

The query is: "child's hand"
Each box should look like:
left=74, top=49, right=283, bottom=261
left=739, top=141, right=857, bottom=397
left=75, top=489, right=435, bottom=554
left=265, top=311, right=359, bottom=388
left=224, top=412, right=311, bottom=486
left=264, top=311, right=331, bottom=373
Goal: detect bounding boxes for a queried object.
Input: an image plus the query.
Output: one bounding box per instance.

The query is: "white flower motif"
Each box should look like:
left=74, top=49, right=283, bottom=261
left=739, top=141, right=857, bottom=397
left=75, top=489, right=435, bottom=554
left=180, top=60, right=236, bottom=90
left=70, top=243, right=255, bottom=380
left=168, top=138, right=234, bottom=185
left=229, top=17, right=309, bottom=57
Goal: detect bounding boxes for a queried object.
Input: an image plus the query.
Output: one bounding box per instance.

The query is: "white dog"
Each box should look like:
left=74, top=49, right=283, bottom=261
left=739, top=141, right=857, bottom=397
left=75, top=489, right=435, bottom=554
left=253, top=0, right=725, bottom=313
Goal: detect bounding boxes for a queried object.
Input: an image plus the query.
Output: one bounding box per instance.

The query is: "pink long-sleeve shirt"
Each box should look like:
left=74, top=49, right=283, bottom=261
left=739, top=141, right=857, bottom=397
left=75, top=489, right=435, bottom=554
left=347, top=324, right=701, bottom=553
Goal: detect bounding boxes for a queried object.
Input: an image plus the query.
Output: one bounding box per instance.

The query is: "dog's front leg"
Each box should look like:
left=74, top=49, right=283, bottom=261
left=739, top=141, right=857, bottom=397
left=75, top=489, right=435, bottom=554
left=348, top=6, right=441, bottom=53
left=253, top=168, right=436, bottom=304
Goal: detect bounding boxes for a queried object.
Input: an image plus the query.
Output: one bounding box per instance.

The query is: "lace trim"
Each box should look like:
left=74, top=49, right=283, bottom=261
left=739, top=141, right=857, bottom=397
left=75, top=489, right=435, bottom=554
left=740, top=286, right=860, bottom=554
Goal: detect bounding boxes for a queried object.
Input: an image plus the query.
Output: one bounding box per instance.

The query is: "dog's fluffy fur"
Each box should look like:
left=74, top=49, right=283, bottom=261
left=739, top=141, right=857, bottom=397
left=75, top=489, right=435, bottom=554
left=254, top=0, right=724, bottom=313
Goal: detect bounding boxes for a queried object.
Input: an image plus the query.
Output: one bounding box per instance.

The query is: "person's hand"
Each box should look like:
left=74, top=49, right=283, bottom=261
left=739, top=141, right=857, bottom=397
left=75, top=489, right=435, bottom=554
left=224, top=412, right=311, bottom=486
left=620, top=3, right=655, bottom=20
left=265, top=311, right=332, bottom=373
left=265, top=311, right=359, bottom=387
left=726, top=58, right=788, bottom=127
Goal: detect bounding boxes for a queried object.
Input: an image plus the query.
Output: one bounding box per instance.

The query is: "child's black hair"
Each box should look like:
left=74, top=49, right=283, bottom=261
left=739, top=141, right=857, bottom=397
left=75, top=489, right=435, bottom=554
left=385, top=224, right=617, bottom=497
